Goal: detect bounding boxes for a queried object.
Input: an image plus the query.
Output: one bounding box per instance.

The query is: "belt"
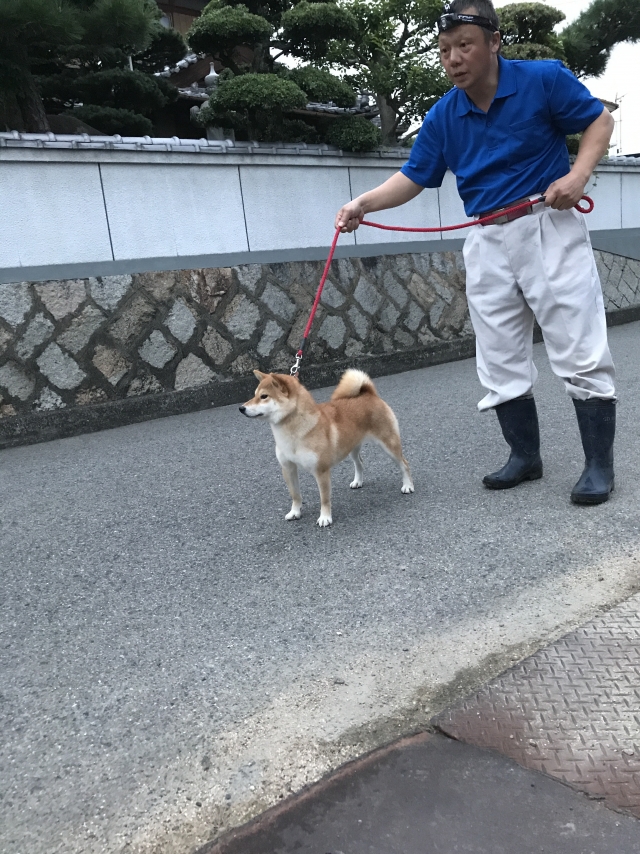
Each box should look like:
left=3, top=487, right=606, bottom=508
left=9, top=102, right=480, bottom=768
left=478, top=196, right=542, bottom=226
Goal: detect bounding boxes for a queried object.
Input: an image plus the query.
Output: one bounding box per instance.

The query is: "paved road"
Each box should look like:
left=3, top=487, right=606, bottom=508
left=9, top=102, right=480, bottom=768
left=2, top=322, right=640, bottom=854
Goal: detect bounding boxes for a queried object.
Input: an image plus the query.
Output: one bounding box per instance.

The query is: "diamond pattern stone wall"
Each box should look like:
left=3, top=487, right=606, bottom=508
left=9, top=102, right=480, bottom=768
left=0, top=249, right=637, bottom=422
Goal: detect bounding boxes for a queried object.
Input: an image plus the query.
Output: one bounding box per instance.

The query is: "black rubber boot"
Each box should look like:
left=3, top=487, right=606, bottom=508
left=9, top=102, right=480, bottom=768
left=483, top=397, right=543, bottom=489
left=571, top=399, right=616, bottom=505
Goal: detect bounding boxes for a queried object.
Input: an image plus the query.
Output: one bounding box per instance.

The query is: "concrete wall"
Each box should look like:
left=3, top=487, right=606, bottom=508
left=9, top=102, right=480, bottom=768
left=1, top=135, right=639, bottom=284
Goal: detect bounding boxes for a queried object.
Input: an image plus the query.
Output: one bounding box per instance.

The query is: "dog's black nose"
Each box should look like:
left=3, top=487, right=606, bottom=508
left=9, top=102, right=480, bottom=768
left=239, top=406, right=246, bottom=414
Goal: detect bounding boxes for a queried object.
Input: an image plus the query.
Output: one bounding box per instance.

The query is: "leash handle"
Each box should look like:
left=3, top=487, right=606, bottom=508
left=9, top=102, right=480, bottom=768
left=290, top=194, right=593, bottom=375
left=574, top=195, right=594, bottom=214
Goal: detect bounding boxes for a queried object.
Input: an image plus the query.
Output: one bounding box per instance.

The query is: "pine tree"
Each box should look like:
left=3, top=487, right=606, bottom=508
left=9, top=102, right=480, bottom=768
left=0, top=0, right=187, bottom=134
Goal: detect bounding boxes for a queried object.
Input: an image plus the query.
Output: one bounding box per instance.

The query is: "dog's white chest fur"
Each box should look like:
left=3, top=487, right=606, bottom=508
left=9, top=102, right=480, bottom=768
left=271, top=425, right=318, bottom=471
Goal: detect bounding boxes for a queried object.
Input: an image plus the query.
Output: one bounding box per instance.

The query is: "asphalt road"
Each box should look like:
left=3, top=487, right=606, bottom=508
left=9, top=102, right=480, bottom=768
left=2, top=322, right=640, bottom=854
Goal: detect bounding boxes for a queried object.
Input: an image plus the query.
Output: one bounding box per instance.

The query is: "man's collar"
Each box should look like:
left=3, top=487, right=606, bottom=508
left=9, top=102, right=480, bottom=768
left=495, top=55, right=517, bottom=99
left=455, top=56, right=517, bottom=116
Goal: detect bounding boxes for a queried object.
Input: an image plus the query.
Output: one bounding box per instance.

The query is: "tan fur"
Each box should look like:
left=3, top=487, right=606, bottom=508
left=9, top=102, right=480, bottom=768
left=240, top=369, right=414, bottom=527
left=331, top=369, right=377, bottom=400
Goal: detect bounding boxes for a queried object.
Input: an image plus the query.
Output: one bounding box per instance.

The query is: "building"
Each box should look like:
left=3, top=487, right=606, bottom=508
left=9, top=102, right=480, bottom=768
left=157, top=0, right=208, bottom=35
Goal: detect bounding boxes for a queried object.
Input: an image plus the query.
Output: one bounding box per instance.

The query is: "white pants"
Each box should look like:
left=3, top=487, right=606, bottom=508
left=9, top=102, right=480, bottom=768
left=463, top=204, right=616, bottom=411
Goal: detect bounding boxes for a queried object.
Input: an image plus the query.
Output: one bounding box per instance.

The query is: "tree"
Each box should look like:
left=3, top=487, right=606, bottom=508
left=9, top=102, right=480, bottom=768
left=0, top=0, right=82, bottom=132
left=189, top=0, right=372, bottom=146
left=324, top=0, right=450, bottom=146
left=0, top=0, right=187, bottom=134
left=499, top=0, right=640, bottom=76
left=188, top=0, right=450, bottom=148
left=500, top=2, right=566, bottom=61
left=561, top=0, right=640, bottom=77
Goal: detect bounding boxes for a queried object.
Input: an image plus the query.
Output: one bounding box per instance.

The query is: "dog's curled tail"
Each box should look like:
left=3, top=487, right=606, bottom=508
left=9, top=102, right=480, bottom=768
left=331, top=369, right=378, bottom=400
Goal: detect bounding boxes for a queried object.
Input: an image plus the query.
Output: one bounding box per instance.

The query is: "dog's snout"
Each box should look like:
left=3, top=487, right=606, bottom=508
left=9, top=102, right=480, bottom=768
left=239, top=405, right=246, bottom=414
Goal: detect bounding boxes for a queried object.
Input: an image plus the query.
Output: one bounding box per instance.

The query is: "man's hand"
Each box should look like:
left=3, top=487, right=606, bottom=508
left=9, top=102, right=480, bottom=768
left=543, top=172, right=587, bottom=211
left=334, top=172, right=424, bottom=233
left=544, top=107, right=614, bottom=211
left=335, top=200, right=366, bottom=233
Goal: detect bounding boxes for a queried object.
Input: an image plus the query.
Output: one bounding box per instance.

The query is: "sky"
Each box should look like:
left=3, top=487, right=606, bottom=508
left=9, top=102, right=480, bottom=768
left=496, top=0, right=640, bottom=155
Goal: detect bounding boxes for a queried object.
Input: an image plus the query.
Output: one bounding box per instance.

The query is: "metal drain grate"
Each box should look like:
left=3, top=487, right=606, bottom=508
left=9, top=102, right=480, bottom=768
left=435, top=595, right=640, bottom=817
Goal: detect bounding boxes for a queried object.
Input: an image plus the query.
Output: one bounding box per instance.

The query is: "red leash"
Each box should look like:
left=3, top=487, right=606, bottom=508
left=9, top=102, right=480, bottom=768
left=290, top=194, right=594, bottom=376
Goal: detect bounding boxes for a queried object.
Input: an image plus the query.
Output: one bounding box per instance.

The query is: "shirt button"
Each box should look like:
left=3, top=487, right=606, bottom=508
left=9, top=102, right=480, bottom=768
left=487, top=121, right=492, bottom=127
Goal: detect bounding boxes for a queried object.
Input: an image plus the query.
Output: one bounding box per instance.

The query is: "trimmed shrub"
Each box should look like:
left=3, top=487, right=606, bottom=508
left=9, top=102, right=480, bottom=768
left=278, top=118, right=320, bottom=143
left=212, top=73, right=307, bottom=112
left=325, top=115, right=380, bottom=152
left=75, top=68, right=166, bottom=117
left=188, top=5, right=272, bottom=58
left=64, top=104, right=153, bottom=136
left=281, top=2, right=359, bottom=61
left=288, top=66, right=355, bottom=108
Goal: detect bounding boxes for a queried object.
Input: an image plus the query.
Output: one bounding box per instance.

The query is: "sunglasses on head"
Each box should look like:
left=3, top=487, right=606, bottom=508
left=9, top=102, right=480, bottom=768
left=437, top=13, right=499, bottom=33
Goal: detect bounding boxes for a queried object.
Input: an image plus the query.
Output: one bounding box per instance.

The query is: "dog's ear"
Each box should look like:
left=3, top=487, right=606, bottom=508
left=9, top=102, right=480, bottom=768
left=253, top=370, right=268, bottom=381
left=270, top=374, right=290, bottom=396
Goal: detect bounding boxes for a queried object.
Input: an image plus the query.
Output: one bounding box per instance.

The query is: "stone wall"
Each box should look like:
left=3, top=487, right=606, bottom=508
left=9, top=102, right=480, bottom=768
left=0, top=248, right=638, bottom=445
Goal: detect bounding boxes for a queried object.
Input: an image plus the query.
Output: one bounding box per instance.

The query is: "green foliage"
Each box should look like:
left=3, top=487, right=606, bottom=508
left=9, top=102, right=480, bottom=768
left=500, top=2, right=565, bottom=61
left=0, top=0, right=81, bottom=102
left=278, top=118, right=320, bottom=143
left=0, top=0, right=82, bottom=51
left=497, top=0, right=640, bottom=78
left=188, top=4, right=272, bottom=71
left=500, top=3, right=565, bottom=46
left=566, top=133, right=581, bottom=155
left=561, top=0, right=640, bottom=77
left=78, top=0, right=157, bottom=53
left=325, top=115, right=381, bottom=151
left=75, top=68, right=167, bottom=117
left=501, top=42, right=558, bottom=60
left=280, top=2, right=359, bottom=61
left=154, top=75, right=179, bottom=104
left=0, top=0, right=186, bottom=133
left=65, top=103, right=153, bottom=135
left=134, top=26, right=187, bottom=73
left=212, top=72, right=306, bottom=111
left=405, top=61, right=451, bottom=119
left=198, top=72, right=308, bottom=140
left=323, top=0, right=449, bottom=144
left=287, top=66, right=355, bottom=107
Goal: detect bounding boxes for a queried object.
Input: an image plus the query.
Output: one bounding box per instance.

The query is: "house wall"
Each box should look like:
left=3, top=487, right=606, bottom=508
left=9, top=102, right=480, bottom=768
left=0, top=135, right=639, bottom=447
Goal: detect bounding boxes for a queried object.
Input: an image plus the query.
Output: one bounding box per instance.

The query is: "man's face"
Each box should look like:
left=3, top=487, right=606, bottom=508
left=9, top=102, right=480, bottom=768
left=438, top=23, right=500, bottom=91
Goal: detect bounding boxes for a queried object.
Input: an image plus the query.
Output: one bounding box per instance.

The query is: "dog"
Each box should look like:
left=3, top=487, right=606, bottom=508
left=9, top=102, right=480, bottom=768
left=239, top=369, right=414, bottom=526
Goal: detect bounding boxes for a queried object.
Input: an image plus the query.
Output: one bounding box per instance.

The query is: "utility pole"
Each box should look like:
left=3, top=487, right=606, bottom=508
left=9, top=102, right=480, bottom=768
left=614, top=92, right=627, bottom=154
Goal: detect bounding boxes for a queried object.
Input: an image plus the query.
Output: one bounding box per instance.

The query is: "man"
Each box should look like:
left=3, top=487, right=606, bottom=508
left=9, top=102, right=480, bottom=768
left=335, top=0, right=617, bottom=505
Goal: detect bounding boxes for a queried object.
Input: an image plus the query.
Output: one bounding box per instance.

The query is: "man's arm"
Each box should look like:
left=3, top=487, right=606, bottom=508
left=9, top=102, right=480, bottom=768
left=335, top=172, right=424, bottom=233
left=544, top=107, right=615, bottom=210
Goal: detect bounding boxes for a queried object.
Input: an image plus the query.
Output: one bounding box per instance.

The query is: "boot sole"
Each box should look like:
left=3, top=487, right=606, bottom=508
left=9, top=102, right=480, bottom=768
left=571, top=482, right=614, bottom=505
left=483, top=470, right=543, bottom=490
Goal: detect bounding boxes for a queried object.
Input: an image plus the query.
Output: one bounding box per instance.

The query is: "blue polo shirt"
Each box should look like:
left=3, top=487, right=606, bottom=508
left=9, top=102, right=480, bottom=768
left=401, top=57, right=604, bottom=216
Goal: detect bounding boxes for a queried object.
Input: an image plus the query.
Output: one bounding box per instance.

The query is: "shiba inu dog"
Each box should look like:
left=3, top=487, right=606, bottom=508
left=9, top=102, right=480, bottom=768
left=239, top=369, right=414, bottom=526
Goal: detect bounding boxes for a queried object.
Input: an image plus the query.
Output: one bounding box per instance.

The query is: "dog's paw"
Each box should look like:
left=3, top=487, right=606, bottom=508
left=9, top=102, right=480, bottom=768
left=285, top=508, right=302, bottom=520
left=316, top=514, right=332, bottom=527
left=401, top=483, right=414, bottom=494
left=349, top=479, right=363, bottom=489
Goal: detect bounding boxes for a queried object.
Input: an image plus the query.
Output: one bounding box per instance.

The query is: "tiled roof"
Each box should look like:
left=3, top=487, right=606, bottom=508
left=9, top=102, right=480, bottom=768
left=175, top=87, right=378, bottom=116
left=0, top=131, right=407, bottom=156
left=2, top=132, right=639, bottom=163
left=606, top=155, right=640, bottom=164
left=156, top=52, right=202, bottom=77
